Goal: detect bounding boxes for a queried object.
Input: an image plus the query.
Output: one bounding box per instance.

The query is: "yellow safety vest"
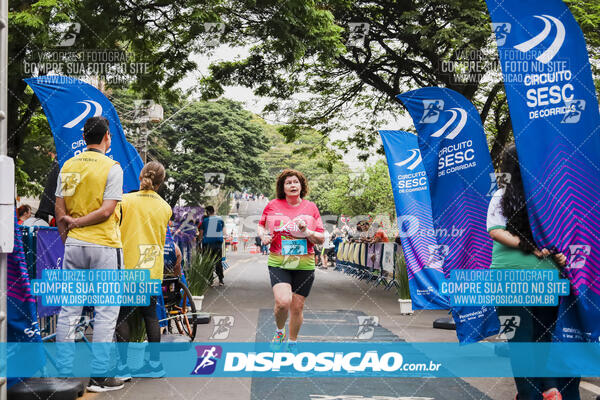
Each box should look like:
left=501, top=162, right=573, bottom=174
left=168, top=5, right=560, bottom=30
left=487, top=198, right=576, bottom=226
left=60, top=150, right=122, bottom=248
left=120, top=190, right=172, bottom=280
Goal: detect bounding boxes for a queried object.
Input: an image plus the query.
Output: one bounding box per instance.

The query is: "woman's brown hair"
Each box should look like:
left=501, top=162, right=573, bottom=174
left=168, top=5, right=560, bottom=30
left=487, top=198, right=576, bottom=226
left=17, top=204, right=31, bottom=218
left=140, top=161, right=166, bottom=191
left=276, top=169, right=308, bottom=199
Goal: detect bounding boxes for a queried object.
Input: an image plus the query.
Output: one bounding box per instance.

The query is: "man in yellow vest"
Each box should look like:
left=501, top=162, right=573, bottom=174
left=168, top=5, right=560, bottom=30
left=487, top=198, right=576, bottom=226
left=54, top=116, right=125, bottom=392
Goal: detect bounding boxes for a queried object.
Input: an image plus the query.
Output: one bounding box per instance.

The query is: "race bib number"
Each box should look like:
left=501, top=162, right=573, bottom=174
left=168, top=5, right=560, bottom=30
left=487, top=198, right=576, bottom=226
left=281, top=238, right=308, bottom=256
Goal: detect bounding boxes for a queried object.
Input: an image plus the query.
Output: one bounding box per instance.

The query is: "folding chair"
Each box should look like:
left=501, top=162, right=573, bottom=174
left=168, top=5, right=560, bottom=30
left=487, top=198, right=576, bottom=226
left=372, top=243, right=387, bottom=287
left=334, top=242, right=345, bottom=271
left=382, top=243, right=400, bottom=290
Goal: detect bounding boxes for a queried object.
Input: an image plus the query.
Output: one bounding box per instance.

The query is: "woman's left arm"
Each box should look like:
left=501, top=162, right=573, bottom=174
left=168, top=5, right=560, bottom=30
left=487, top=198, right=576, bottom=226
left=303, top=228, right=324, bottom=245
left=294, top=217, right=325, bottom=245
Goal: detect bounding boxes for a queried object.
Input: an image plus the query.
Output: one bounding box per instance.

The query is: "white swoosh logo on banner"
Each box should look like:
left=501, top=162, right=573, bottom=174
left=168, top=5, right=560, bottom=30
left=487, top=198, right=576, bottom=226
left=514, top=15, right=565, bottom=64
left=444, top=108, right=467, bottom=139
left=431, top=109, right=457, bottom=138
left=514, top=15, right=552, bottom=53
left=430, top=108, right=466, bottom=139
left=63, top=100, right=103, bottom=128
left=395, top=149, right=422, bottom=170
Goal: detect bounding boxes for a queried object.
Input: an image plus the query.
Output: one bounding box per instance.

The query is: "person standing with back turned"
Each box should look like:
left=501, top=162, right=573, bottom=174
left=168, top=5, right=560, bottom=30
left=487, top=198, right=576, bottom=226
left=487, top=144, right=578, bottom=400
left=54, top=116, right=125, bottom=392
left=115, top=161, right=172, bottom=379
left=198, top=206, right=226, bottom=286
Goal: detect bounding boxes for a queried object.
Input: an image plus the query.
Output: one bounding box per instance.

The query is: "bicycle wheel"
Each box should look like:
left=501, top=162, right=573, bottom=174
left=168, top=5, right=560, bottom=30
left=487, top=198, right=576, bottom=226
left=174, top=281, right=198, bottom=340
left=166, top=315, right=178, bottom=334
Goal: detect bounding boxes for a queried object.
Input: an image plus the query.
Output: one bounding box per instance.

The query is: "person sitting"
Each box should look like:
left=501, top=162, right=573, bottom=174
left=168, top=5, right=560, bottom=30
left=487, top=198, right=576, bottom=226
left=17, top=204, right=31, bottom=225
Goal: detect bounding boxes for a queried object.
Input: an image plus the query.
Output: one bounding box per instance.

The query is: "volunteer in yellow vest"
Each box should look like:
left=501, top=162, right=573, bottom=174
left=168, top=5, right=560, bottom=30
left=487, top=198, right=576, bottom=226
left=54, top=116, right=125, bottom=392
left=115, top=161, right=172, bottom=379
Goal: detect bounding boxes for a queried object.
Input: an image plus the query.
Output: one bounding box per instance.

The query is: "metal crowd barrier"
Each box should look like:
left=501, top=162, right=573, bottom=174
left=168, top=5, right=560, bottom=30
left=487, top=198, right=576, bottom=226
left=335, top=241, right=402, bottom=291
left=19, top=226, right=61, bottom=340
left=18, top=226, right=96, bottom=342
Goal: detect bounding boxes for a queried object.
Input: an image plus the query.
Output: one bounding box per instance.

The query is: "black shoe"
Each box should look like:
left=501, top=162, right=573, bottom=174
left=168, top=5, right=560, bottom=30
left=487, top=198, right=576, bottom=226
left=132, top=363, right=166, bottom=378
left=87, top=377, right=125, bottom=392
left=115, top=365, right=132, bottom=382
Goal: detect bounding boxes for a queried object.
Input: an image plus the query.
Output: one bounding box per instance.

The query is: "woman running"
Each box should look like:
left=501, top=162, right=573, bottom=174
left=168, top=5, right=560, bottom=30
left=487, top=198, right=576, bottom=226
left=258, top=169, right=324, bottom=351
left=487, top=144, right=579, bottom=400
left=116, top=161, right=172, bottom=378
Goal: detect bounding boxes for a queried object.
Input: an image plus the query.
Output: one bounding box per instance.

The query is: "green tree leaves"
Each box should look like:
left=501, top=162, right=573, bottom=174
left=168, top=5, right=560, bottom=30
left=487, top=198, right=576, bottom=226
left=150, top=99, right=272, bottom=206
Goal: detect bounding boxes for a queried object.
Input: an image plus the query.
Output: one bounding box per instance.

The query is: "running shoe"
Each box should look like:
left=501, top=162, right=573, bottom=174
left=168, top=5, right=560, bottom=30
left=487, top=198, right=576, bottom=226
left=542, top=388, right=562, bottom=400
left=114, top=364, right=132, bottom=382
left=132, top=362, right=166, bottom=378
left=87, top=377, right=125, bottom=392
left=286, top=341, right=298, bottom=354
left=270, top=328, right=287, bottom=351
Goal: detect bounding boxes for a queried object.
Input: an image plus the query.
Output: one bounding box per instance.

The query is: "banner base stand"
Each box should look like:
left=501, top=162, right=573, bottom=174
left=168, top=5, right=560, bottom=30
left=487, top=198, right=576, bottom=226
left=433, top=317, right=456, bottom=330
left=8, top=378, right=85, bottom=400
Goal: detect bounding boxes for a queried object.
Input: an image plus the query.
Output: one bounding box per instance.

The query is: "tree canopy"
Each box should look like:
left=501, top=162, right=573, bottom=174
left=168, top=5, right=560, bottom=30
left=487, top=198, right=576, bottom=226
left=147, top=98, right=272, bottom=206
left=8, top=0, right=220, bottom=158
left=311, top=159, right=396, bottom=222
left=10, top=0, right=600, bottom=199
left=202, top=0, right=600, bottom=164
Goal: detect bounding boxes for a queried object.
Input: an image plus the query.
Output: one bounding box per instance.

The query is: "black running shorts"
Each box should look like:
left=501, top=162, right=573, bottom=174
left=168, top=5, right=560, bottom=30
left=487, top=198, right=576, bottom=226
left=268, top=267, right=315, bottom=298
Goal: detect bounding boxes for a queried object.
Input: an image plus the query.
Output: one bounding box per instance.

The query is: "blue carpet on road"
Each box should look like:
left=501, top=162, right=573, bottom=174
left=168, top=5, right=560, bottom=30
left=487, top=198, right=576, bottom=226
left=252, top=309, right=492, bottom=400
left=255, top=308, right=403, bottom=342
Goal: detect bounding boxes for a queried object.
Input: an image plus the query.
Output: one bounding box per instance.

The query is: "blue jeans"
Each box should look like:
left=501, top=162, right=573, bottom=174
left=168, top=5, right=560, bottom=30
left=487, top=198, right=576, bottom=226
left=55, top=245, right=122, bottom=375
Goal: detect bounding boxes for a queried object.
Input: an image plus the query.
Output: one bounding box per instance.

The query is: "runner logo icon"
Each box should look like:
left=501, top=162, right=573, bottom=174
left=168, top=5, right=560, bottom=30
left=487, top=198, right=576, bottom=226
left=347, top=23, right=370, bottom=47
left=203, top=23, right=225, bottom=47
left=568, top=244, right=591, bottom=269
left=420, top=100, right=444, bottom=124
left=395, top=149, right=422, bottom=170
left=514, top=15, right=565, bottom=64
left=62, top=100, right=103, bottom=129
left=486, top=172, right=511, bottom=197
left=562, top=99, right=586, bottom=124
left=52, top=22, right=81, bottom=47
left=192, top=345, right=223, bottom=375
left=203, top=172, right=225, bottom=197
left=491, top=22, right=511, bottom=46
left=427, top=245, right=449, bottom=270
left=355, top=316, right=379, bottom=339
left=210, top=316, right=235, bottom=340
left=498, top=315, right=521, bottom=340
left=136, top=245, right=161, bottom=268
left=60, top=172, right=81, bottom=196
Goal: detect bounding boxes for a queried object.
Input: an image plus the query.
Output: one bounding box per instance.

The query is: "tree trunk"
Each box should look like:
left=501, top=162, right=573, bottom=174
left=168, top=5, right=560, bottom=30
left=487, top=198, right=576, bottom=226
left=7, top=79, right=30, bottom=158
left=490, top=116, right=512, bottom=169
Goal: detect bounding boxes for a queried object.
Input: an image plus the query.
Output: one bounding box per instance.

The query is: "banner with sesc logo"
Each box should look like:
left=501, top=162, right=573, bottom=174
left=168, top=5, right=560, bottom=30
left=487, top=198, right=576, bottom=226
left=25, top=76, right=143, bottom=193
left=397, top=87, right=499, bottom=343
left=379, top=130, right=448, bottom=309
left=486, top=0, right=600, bottom=345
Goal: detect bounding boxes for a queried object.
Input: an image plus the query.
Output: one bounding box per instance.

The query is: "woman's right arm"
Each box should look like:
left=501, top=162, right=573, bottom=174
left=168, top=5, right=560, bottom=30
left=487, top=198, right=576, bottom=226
left=257, top=224, right=272, bottom=245
left=257, top=202, right=272, bottom=245
left=489, top=228, right=553, bottom=259
left=489, top=228, right=520, bottom=248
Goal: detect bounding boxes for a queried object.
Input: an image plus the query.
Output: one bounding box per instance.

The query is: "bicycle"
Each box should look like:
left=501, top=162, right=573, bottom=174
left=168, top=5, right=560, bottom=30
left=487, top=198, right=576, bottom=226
left=160, top=276, right=198, bottom=340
